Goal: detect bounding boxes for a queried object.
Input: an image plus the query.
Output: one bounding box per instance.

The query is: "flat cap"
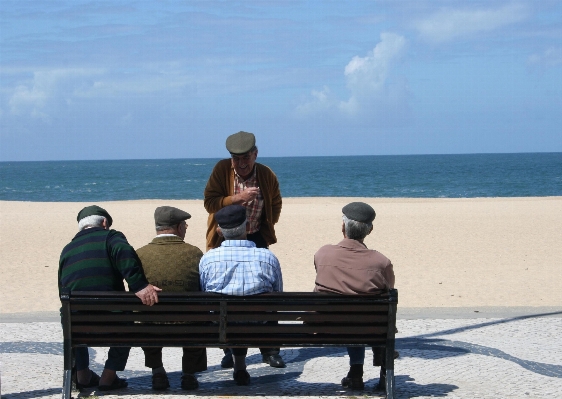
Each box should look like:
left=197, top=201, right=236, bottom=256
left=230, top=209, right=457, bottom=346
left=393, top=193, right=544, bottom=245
left=215, top=205, right=247, bottom=229
left=154, top=206, right=191, bottom=227
left=342, top=202, right=376, bottom=224
left=77, top=205, right=113, bottom=227
left=226, top=131, right=256, bottom=155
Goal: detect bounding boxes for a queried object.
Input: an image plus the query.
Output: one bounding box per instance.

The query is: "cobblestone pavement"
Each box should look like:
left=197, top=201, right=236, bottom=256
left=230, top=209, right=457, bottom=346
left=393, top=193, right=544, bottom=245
left=1, top=310, right=561, bottom=399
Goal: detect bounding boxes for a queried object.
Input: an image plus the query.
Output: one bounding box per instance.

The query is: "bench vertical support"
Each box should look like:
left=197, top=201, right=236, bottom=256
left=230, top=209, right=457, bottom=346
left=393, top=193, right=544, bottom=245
left=60, top=289, right=73, bottom=399
left=385, top=289, right=398, bottom=399
left=219, top=301, right=227, bottom=344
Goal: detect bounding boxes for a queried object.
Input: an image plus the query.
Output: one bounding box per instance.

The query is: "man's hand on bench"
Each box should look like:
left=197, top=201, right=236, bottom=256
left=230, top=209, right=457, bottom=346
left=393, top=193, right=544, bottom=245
left=135, top=284, right=162, bottom=306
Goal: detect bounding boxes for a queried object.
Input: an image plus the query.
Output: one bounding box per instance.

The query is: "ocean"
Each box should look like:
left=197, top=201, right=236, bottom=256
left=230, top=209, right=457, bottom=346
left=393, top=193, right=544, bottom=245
left=1, top=153, right=561, bottom=202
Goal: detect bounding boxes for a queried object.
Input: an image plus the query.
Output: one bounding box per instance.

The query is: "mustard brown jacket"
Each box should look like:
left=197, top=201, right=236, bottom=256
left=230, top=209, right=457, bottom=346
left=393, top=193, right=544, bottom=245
left=204, top=159, right=282, bottom=250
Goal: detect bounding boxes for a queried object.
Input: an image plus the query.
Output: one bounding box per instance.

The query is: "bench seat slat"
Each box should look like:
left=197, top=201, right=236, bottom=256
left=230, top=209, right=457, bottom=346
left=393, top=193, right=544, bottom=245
left=70, top=312, right=388, bottom=323
left=73, top=335, right=387, bottom=347
left=69, top=303, right=385, bottom=312
left=71, top=314, right=220, bottom=322
left=71, top=323, right=386, bottom=335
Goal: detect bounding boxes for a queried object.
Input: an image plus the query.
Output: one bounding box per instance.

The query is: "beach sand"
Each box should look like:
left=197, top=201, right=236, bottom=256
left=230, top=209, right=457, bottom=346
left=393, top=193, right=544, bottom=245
left=1, top=197, right=561, bottom=313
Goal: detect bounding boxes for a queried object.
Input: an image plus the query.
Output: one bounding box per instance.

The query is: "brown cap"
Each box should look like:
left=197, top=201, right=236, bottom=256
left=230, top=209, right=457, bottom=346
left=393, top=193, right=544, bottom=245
left=342, top=202, right=376, bottom=224
left=154, top=206, right=191, bottom=227
left=77, top=205, right=113, bottom=227
left=226, top=131, right=256, bottom=155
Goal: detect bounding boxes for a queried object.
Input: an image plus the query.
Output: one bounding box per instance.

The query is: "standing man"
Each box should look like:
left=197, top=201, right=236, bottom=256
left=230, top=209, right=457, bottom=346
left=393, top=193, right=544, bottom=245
left=59, top=205, right=160, bottom=392
left=199, top=205, right=283, bottom=386
left=313, top=202, right=395, bottom=391
left=136, top=206, right=207, bottom=391
left=204, top=130, right=284, bottom=368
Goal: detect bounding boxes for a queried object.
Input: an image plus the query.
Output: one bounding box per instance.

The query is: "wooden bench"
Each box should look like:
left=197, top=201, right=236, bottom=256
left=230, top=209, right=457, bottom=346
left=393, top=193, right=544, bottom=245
left=60, top=288, right=398, bottom=398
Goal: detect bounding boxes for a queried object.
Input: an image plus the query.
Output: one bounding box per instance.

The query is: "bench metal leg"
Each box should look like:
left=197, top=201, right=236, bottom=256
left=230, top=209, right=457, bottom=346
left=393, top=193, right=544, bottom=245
left=62, top=369, right=72, bottom=399
left=385, top=368, right=395, bottom=399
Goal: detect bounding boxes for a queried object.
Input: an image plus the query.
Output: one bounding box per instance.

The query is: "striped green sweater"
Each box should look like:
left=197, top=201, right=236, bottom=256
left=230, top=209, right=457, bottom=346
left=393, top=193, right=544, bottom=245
left=58, top=227, right=148, bottom=293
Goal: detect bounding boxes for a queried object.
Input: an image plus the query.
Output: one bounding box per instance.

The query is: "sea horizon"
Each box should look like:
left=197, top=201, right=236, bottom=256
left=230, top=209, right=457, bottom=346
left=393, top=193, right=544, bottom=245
left=2, top=150, right=560, bottom=164
left=2, top=152, right=561, bottom=202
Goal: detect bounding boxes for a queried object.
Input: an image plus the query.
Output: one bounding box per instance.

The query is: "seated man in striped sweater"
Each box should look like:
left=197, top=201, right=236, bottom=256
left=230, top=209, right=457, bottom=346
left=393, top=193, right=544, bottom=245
left=58, top=205, right=161, bottom=392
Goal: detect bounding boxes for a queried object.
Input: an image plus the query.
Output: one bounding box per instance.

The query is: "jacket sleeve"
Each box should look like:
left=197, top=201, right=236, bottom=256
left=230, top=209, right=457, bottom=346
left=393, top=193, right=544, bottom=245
left=204, top=159, right=233, bottom=214
left=107, top=231, right=149, bottom=293
left=385, top=262, right=395, bottom=289
left=269, top=171, right=282, bottom=225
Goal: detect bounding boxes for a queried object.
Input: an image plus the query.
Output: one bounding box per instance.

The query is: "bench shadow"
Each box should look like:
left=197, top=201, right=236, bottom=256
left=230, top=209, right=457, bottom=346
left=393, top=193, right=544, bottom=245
left=2, top=310, right=559, bottom=397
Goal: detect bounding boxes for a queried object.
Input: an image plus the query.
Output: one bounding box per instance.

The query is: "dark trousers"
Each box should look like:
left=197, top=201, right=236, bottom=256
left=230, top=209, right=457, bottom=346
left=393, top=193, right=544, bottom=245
left=142, top=347, right=207, bottom=374
left=224, top=346, right=280, bottom=357
left=245, top=230, right=280, bottom=358
left=75, top=346, right=130, bottom=371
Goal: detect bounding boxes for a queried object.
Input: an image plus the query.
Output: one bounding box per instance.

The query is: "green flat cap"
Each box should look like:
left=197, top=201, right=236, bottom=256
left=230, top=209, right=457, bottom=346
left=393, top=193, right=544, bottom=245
left=342, top=202, right=376, bottom=224
left=154, top=206, right=191, bottom=227
left=226, top=131, right=256, bottom=155
left=77, top=205, right=113, bottom=227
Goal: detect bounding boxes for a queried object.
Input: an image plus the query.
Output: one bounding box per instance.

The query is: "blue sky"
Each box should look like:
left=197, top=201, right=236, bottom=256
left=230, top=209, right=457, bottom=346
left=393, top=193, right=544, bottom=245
left=1, top=1, right=561, bottom=161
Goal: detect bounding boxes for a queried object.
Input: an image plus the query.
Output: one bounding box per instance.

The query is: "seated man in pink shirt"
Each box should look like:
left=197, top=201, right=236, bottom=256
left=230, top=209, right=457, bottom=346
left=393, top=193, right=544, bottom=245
left=313, top=202, right=395, bottom=391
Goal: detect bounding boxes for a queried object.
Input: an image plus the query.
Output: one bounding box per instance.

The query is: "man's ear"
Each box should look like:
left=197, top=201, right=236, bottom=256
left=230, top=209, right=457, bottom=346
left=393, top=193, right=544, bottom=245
left=102, top=218, right=110, bottom=230
left=216, top=226, right=224, bottom=237
left=341, top=222, right=346, bottom=238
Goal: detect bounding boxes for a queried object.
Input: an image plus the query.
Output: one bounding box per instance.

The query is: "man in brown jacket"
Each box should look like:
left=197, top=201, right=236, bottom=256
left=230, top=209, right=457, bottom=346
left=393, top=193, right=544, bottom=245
left=203, top=130, right=284, bottom=369
left=313, top=202, right=395, bottom=391
left=136, top=206, right=207, bottom=391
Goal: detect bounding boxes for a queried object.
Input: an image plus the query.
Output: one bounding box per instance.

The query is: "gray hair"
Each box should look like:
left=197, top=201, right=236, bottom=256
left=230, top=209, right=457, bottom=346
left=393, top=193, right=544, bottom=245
left=342, top=215, right=372, bottom=240
left=156, top=225, right=175, bottom=232
left=221, top=221, right=247, bottom=240
left=78, top=215, right=106, bottom=231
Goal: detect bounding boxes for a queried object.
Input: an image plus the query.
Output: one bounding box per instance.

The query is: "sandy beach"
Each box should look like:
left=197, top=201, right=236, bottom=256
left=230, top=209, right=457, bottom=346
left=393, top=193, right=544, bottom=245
left=1, top=197, right=561, bottom=313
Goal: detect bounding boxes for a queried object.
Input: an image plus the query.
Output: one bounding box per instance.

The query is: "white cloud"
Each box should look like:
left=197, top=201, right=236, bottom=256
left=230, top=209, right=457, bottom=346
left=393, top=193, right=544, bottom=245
left=528, top=47, right=562, bottom=69
left=415, top=3, right=528, bottom=43
left=295, top=86, right=336, bottom=116
left=340, top=32, right=407, bottom=115
left=296, top=32, right=407, bottom=119
left=8, top=68, right=104, bottom=120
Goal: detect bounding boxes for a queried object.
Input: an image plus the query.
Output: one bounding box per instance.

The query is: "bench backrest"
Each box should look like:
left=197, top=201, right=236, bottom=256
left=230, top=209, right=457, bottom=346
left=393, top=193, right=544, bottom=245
left=61, top=289, right=398, bottom=349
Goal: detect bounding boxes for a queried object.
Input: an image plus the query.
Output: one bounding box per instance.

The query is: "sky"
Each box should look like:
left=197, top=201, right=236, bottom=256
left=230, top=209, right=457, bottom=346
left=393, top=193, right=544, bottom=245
left=1, top=1, right=561, bottom=161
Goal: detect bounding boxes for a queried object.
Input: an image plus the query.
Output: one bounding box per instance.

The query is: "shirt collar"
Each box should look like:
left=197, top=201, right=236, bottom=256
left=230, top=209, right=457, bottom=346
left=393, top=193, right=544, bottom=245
left=220, top=240, right=256, bottom=248
left=337, top=238, right=368, bottom=249
left=233, top=164, right=257, bottom=181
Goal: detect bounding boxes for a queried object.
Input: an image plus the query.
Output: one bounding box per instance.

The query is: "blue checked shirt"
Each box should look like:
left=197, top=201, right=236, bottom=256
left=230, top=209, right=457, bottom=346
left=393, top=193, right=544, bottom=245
left=199, top=240, right=283, bottom=295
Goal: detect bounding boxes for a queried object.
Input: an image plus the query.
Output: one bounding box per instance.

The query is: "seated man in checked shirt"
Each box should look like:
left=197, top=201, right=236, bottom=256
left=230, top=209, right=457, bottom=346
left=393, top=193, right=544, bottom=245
left=198, top=205, right=283, bottom=386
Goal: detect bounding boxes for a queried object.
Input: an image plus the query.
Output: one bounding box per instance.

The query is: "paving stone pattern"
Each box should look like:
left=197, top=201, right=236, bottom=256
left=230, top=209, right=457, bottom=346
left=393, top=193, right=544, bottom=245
left=1, top=315, right=561, bottom=398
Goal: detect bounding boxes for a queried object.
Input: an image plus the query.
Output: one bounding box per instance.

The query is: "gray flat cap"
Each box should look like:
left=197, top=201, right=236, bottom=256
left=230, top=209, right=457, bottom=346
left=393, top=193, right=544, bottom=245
left=215, top=205, right=247, bottom=229
left=226, top=131, right=256, bottom=155
left=342, top=202, right=376, bottom=224
left=154, top=206, right=191, bottom=227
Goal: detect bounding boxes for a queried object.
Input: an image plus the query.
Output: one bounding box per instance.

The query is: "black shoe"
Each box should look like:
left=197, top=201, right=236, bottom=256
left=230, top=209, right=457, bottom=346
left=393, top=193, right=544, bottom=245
left=181, top=374, right=199, bottom=390
left=99, top=376, right=128, bottom=391
left=221, top=352, right=234, bottom=368
left=262, top=354, right=286, bottom=368
left=151, top=373, right=170, bottom=391
left=75, top=370, right=100, bottom=391
left=233, top=369, right=250, bottom=386
left=341, top=377, right=365, bottom=390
